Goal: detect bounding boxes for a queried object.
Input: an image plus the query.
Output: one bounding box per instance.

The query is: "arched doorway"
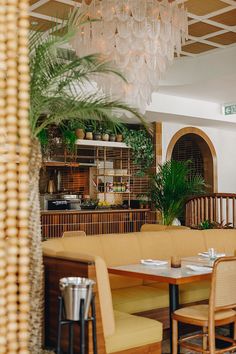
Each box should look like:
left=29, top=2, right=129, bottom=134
left=166, top=127, right=217, bottom=193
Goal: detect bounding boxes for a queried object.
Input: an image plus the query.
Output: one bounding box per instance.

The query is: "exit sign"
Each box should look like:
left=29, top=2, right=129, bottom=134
left=223, top=103, right=236, bottom=115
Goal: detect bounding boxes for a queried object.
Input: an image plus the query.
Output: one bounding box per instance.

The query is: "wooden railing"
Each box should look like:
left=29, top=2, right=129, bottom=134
left=185, top=193, right=236, bottom=228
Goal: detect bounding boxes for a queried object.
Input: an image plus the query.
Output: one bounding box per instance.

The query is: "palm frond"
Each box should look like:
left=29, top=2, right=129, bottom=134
left=150, top=160, right=206, bottom=225
left=29, top=8, right=145, bottom=137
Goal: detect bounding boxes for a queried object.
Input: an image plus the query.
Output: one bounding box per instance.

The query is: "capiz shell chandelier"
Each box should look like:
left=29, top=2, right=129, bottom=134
left=71, top=0, right=188, bottom=114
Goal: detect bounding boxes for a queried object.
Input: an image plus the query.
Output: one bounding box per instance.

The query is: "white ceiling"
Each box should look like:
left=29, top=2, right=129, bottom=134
left=158, top=45, right=236, bottom=104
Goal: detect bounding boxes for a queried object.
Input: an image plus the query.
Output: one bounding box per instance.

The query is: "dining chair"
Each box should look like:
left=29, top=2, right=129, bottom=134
left=172, top=256, right=236, bottom=353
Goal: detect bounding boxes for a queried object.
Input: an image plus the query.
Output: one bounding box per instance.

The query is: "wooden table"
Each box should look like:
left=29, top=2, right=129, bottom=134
left=108, top=259, right=212, bottom=353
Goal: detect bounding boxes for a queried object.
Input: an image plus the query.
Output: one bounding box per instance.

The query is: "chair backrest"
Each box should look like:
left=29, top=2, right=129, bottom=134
left=62, top=230, right=86, bottom=238
left=210, top=257, right=236, bottom=310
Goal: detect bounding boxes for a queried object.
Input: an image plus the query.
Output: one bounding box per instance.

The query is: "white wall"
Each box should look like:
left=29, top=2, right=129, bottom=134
left=162, top=121, right=236, bottom=193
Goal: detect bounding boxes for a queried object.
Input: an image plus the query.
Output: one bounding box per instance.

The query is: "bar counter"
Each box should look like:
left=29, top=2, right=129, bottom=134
left=41, top=209, right=156, bottom=238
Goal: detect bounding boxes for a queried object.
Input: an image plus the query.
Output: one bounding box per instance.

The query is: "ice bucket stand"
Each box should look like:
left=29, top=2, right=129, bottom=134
left=56, top=294, right=97, bottom=354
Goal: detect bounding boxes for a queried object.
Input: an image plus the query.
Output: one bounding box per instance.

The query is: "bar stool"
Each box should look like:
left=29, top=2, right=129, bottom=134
left=56, top=295, right=97, bottom=354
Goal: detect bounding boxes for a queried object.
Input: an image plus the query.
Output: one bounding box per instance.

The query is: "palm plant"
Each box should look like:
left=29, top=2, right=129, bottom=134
left=28, top=10, right=144, bottom=353
left=150, top=160, right=206, bottom=225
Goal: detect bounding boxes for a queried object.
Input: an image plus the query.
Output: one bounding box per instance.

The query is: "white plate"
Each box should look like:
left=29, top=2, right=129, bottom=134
left=198, top=252, right=225, bottom=258
left=185, top=264, right=212, bottom=272
left=141, top=259, right=168, bottom=266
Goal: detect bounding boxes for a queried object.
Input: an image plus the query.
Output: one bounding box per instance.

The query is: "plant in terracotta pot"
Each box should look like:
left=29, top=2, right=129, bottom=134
left=75, top=122, right=85, bottom=139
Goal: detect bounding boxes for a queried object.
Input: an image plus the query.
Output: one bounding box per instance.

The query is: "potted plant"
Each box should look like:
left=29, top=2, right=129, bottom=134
left=137, top=194, right=150, bottom=209
left=150, top=160, right=206, bottom=225
left=75, top=122, right=85, bottom=139
left=85, top=124, right=93, bottom=140
left=91, top=120, right=102, bottom=140
left=109, top=131, right=116, bottom=142
left=102, top=130, right=110, bottom=141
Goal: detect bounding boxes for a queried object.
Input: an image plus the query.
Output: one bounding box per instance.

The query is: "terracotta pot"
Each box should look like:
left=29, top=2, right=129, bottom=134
left=75, top=128, right=85, bottom=139
left=85, top=131, right=93, bottom=140
left=116, top=134, right=123, bottom=142
left=102, top=133, right=109, bottom=141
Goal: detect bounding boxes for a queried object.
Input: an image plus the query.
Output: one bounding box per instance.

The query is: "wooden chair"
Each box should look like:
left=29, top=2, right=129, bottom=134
left=62, top=231, right=86, bottom=237
left=172, top=256, right=236, bottom=353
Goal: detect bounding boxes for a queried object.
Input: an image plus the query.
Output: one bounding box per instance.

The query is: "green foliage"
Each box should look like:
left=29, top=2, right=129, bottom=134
left=199, top=220, right=214, bottom=229
left=123, top=129, right=154, bottom=176
left=60, top=127, right=77, bottom=153
left=150, top=160, right=206, bottom=225
left=29, top=9, right=144, bottom=141
left=198, top=220, right=233, bottom=230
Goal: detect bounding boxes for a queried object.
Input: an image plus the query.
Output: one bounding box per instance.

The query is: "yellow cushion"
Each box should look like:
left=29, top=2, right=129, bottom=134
left=149, top=280, right=210, bottom=304
left=140, top=224, right=189, bottom=232
left=112, top=285, right=169, bottom=313
left=170, top=230, right=206, bottom=257
left=105, top=311, right=162, bottom=353
left=174, top=304, right=236, bottom=321
left=138, top=232, right=174, bottom=260
left=100, top=234, right=142, bottom=266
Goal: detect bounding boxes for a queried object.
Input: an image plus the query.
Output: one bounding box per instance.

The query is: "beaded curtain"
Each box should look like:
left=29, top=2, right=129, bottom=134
left=0, top=0, right=30, bottom=352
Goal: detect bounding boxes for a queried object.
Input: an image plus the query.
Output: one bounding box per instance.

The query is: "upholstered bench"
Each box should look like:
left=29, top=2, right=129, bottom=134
left=43, top=228, right=236, bottom=353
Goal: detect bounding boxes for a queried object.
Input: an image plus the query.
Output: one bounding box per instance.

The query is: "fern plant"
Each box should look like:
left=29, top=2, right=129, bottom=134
left=150, top=160, right=206, bottom=225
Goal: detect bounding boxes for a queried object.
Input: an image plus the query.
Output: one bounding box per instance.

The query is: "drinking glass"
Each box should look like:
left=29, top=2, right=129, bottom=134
left=208, top=248, right=216, bottom=260
left=171, top=256, right=181, bottom=268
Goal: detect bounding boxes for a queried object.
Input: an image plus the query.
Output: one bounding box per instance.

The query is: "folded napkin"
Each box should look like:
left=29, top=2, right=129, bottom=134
left=141, top=259, right=168, bottom=266
left=198, top=252, right=225, bottom=258
left=185, top=264, right=212, bottom=272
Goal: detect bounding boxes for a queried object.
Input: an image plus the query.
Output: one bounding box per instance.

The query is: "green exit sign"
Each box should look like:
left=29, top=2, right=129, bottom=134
left=223, top=104, right=236, bottom=115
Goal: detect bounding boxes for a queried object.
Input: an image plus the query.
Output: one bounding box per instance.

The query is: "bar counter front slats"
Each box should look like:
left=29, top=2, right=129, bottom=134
left=41, top=209, right=156, bottom=238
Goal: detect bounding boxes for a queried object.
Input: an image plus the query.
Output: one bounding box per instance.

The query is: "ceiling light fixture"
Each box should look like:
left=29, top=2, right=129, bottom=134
left=71, top=0, right=188, bottom=114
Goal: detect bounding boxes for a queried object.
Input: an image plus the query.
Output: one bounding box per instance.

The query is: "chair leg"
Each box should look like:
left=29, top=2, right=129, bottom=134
left=208, top=322, right=215, bottom=354
left=234, top=321, right=236, bottom=341
left=203, top=326, right=208, bottom=351
left=172, top=319, right=178, bottom=354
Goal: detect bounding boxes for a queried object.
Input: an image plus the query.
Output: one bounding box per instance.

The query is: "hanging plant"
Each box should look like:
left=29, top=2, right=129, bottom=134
left=123, top=128, right=154, bottom=176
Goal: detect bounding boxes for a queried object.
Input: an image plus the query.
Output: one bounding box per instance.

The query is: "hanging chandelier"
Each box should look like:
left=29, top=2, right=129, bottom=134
left=71, top=0, right=188, bottom=114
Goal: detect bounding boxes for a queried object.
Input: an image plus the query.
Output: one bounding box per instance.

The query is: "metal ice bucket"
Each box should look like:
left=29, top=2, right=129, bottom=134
left=59, top=277, right=95, bottom=321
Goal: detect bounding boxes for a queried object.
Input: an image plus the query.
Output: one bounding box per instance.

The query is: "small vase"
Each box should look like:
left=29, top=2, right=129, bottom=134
left=116, top=134, right=123, bottom=142
left=102, top=133, right=109, bottom=141
left=109, top=134, right=116, bottom=142
left=86, top=131, right=93, bottom=140
left=94, top=132, right=102, bottom=141
left=75, top=129, right=85, bottom=139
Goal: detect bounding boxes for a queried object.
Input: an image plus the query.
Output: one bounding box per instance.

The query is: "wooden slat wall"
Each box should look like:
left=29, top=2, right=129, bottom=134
left=186, top=193, right=236, bottom=228
left=39, top=167, right=89, bottom=195
left=41, top=210, right=157, bottom=238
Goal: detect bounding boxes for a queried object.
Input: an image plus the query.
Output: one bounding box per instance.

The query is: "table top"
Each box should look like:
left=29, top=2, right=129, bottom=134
left=108, top=256, right=213, bottom=285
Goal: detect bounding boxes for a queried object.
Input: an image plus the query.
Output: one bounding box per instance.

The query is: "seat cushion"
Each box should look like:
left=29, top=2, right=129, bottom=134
left=112, top=285, right=169, bottom=313
left=105, top=311, right=162, bottom=353
left=149, top=280, right=210, bottom=304
left=174, top=304, right=236, bottom=321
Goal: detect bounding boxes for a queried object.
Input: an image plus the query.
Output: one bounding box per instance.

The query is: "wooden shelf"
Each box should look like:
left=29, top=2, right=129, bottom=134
left=95, top=174, right=131, bottom=177
left=43, top=161, right=80, bottom=167
left=76, top=139, right=129, bottom=148
left=97, top=192, right=130, bottom=194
